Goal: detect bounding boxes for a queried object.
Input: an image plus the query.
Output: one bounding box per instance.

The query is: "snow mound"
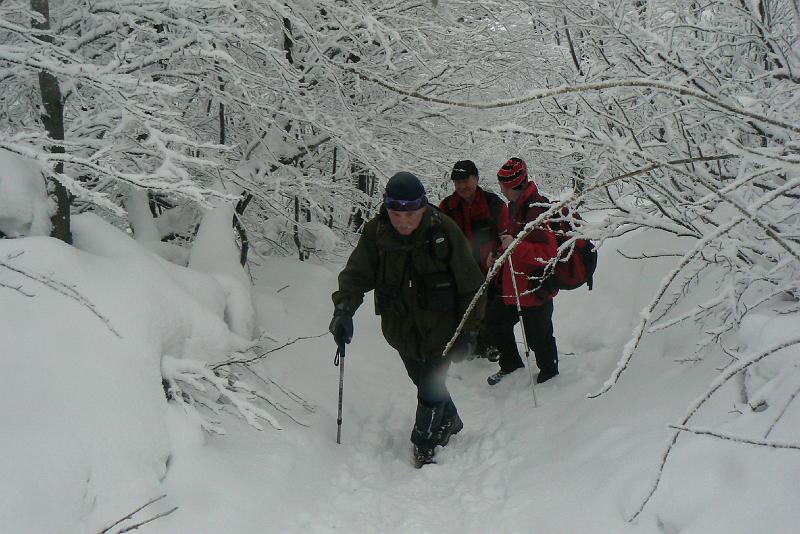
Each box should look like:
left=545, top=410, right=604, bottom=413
left=0, top=214, right=252, bottom=532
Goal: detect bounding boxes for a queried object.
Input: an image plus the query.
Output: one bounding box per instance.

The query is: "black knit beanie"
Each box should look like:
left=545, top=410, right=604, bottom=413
left=385, top=171, right=426, bottom=201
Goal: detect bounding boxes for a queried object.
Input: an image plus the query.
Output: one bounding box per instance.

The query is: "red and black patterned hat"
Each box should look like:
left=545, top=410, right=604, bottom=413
left=497, top=157, right=528, bottom=188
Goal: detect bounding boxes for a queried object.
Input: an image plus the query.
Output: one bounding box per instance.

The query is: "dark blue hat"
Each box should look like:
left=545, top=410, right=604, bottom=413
left=385, top=172, right=425, bottom=201
left=384, top=172, right=427, bottom=211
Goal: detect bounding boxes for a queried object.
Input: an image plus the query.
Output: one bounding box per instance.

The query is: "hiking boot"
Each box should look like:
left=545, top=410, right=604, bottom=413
left=487, top=369, right=515, bottom=386
left=484, top=346, right=501, bottom=362
left=437, top=415, right=464, bottom=448
left=413, top=445, right=436, bottom=468
left=536, top=369, right=559, bottom=383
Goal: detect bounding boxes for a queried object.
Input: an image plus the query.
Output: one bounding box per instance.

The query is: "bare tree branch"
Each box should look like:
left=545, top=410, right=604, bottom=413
left=1, top=251, right=121, bottom=338
left=670, top=424, right=800, bottom=451
left=629, top=336, right=800, bottom=521
left=98, top=494, right=171, bottom=534
left=211, top=332, right=328, bottom=369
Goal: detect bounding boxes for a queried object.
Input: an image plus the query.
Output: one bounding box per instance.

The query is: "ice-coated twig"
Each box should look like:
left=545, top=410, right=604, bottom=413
left=162, top=355, right=282, bottom=431
left=589, top=216, right=745, bottom=399
left=240, top=364, right=315, bottom=414
left=339, top=68, right=800, bottom=134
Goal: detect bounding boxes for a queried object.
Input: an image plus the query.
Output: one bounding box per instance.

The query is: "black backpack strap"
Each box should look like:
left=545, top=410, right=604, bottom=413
left=427, top=206, right=452, bottom=261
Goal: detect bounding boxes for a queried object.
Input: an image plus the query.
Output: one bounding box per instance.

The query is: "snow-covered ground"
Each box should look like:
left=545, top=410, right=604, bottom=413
left=3, top=203, right=798, bottom=532
left=2, top=150, right=799, bottom=533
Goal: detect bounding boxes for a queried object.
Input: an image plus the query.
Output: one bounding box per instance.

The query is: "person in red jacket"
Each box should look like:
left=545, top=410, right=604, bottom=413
left=439, top=160, right=508, bottom=361
left=484, top=157, right=560, bottom=385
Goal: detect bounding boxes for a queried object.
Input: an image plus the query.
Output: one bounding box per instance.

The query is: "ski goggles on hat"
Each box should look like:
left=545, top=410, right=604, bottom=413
left=383, top=194, right=427, bottom=211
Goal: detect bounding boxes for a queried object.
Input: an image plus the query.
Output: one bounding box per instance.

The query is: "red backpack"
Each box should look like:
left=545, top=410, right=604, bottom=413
left=525, top=195, right=598, bottom=291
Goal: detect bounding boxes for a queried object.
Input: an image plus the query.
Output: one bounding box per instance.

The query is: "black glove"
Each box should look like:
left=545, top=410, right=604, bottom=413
left=329, top=304, right=354, bottom=346
left=449, top=330, right=478, bottom=362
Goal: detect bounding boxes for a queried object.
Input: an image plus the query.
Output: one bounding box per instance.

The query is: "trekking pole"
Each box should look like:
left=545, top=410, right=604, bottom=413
left=507, top=255, right=538, bottom=407
left=334, top=342, right=346, bottom=444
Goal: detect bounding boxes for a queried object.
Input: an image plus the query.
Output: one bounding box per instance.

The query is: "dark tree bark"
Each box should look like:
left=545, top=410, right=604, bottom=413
left=32, top=0, right=72, bottom=243
left=233, top=193, right=252, bottom=266
left=328, top=147, right=337, bottom=227
left=293, top=195, right=304, bottom=260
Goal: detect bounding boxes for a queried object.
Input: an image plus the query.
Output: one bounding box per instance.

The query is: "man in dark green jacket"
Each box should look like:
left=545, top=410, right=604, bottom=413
left=329, top=171, right=486, bottom=468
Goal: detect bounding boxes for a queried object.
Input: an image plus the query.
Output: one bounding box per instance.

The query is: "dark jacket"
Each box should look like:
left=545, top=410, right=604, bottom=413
left=439, top=186, right=509, bottom=275
left=500, top=181, right=558, bottom=307
left=332, top=205, right=486, bottom=361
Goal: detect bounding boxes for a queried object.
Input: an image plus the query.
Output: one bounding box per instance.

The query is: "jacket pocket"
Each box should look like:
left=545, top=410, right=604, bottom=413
left=417, top=271, right=456, bottom=311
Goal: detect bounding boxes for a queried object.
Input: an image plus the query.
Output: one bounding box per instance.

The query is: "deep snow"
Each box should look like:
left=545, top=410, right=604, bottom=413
left=1, top=154, right=799, bottom=532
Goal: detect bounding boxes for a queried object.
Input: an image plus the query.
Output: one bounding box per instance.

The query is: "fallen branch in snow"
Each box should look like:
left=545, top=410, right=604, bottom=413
left=220, top=364, right=311, bottom=427
left=764, top=381, right=800, bottom=439
left=115, top=506, right=178, bottom=533
left=162, top=355, right=282, bottom=432
left=0, top=280, right=35, bottom=297
left=629, top=336, right=800, bottom=522
left=210, top=332, right=328, bottom=369
left=1, top=250, right=122, bottom=338
left=240, top=363, right=315, bottom=414
left=669, top=424, right=800, bottom=450
left=98, top=494, right=177, bottom=534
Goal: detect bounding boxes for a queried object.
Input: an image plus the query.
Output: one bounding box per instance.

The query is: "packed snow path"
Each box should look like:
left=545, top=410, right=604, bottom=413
left=157, top=256, right=799, bottom=534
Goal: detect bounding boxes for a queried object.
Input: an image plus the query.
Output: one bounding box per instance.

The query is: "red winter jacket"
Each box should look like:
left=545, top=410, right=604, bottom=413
left=439, top=186, right=509, bottom=275
left=500, top=181, right=558, bottom=307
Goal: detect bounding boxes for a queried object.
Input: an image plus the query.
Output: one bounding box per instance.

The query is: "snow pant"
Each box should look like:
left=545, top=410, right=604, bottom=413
left=483, top=299, right=558, bottom=375
left=475, top=285, right=503, bottom=356
left=400, top=354, right=460, bottom=451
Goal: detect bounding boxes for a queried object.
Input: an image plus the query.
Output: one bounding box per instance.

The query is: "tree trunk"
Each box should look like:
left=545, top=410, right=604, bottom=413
left=328, top=147, right=337, bottom=227
left=234, top=193, right=252, bottom=266
left=31, top=0, right=72, bottom=243
left=293, top=195, right=304, bottom=261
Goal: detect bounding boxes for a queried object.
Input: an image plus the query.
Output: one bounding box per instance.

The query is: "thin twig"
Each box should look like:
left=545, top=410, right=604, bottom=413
left=98, top=494, right=166, bottom=533
left=240, top=364, right=315, bottom=413
left=0, top=281, right=35, bottom=297
left=764, top=381, right=800, bottom=439
left=1, top=252, right=122, bottom=338
left=670, top=424, right=800, bottom=450
left=211, top=332, right=328, bottom=369
left=116, top=507, right=178, bottom=533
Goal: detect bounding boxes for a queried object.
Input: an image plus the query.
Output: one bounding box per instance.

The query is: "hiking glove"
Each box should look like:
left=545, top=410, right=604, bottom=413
left=449, top=330, right=478, bottom=362
left=329, top=304, right=354, bottom=346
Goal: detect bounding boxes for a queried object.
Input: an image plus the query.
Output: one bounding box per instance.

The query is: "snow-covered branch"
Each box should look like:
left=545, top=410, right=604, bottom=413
left=162, top=355, right=282, bottom=432
left=629, top=336, right=800, bottom=521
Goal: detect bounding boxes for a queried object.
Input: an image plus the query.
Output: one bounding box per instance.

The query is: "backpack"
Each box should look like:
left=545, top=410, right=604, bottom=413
left=522, top=196, right=598, bottom=291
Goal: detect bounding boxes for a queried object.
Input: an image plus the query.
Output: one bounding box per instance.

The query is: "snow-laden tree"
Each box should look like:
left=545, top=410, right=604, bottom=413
left=2, top=0, right=528, bottom=256
left=3, top=0, right=799, bottom=513
left=410, top=0, right=800, bottom=519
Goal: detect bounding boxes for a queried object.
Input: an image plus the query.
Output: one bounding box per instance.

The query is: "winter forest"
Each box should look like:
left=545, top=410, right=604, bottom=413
left=2, top=0, right=799, bottom=532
